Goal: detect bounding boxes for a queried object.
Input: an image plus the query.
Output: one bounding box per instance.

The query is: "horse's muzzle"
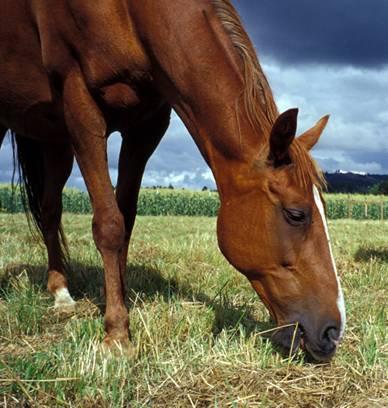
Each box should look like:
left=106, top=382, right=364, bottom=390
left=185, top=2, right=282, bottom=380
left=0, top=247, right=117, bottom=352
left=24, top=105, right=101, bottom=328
left=271, top=320, right=341, bottom=362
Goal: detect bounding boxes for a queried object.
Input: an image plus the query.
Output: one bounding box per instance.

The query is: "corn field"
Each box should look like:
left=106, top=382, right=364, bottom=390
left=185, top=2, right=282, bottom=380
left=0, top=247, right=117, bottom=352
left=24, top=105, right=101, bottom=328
left=0, top=184, right=387, bottom=219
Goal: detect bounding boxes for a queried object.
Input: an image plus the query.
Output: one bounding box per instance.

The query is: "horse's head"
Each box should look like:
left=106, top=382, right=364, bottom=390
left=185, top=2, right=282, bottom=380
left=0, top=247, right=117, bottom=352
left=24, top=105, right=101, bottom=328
left=217, top=108, right=345, bottom=362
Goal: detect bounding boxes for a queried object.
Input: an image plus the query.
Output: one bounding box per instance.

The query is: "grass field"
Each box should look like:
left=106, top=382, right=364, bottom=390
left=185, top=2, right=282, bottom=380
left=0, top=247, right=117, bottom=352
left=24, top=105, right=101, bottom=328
left=0, top=214, right=387, bottom=407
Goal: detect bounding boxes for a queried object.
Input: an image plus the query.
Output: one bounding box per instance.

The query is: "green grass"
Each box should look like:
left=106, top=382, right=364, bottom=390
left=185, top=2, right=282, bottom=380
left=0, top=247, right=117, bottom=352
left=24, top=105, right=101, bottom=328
left=0, top=214, right=387, bottom=407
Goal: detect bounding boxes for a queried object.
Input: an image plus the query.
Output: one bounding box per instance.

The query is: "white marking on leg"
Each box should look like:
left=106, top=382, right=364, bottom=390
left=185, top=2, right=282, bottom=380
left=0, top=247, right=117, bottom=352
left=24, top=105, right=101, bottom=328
left=54, top=287, right=76, bottom=309
left=313, top=185, right=346, bottom=339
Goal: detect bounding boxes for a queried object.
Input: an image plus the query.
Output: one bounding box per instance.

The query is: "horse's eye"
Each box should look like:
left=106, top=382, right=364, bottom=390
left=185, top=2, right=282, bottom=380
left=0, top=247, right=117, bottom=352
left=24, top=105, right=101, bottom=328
left=283, top=208, right=307, bottom=226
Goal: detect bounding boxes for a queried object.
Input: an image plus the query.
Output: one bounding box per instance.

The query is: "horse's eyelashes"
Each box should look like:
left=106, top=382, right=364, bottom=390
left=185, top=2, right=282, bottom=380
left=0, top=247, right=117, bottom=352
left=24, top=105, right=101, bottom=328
left=283, top=208, right=308, bottom=226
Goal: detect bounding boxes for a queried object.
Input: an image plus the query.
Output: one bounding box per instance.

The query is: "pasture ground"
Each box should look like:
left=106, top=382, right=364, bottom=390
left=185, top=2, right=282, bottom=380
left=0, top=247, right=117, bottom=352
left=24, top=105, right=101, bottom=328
left=0, top=214, right=387, bottom=407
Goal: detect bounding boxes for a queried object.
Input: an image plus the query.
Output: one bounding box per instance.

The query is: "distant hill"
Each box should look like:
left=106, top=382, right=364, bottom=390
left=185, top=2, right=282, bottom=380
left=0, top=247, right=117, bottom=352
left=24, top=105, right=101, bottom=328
left=325, top=171, right=388, bottom=193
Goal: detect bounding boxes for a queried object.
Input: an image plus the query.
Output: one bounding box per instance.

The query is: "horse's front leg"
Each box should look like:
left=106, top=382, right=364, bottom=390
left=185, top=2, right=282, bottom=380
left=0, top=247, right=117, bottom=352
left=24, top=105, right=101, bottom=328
left=116, top=105, right=171, bottom=278
left=63, top=69, right=129, bottom=348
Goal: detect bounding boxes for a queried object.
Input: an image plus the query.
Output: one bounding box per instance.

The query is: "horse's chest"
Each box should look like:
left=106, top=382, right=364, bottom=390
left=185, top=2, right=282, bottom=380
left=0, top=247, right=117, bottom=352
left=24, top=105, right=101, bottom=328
left=96, top=81, right=165, bottom=132
left=99, top=83, right=141, bottom=111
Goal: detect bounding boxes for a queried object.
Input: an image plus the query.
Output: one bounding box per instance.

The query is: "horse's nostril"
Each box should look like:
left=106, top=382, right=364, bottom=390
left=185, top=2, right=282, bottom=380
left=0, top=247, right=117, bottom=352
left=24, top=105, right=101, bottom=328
left=325, top=326, right=339, bottom=342
left=320, top=325, right=340, bottom=353
left=296, top=322, right=340, bottom=361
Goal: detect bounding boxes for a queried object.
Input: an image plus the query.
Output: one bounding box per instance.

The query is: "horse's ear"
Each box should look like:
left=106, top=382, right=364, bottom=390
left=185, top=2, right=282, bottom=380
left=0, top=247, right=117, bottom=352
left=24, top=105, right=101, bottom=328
left=298, top=114, right=330, bottom=151
left=269, top=108, right=298, bottom=165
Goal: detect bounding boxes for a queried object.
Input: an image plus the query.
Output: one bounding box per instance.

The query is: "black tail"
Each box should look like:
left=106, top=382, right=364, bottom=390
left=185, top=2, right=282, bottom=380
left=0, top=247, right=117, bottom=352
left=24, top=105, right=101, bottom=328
left=11, top=132, right=69, bottom=265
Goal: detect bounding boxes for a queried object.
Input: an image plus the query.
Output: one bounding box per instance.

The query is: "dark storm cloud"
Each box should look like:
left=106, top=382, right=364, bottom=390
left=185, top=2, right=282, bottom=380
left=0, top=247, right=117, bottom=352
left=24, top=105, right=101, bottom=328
left=345, top=150, right=388, bottom=172
left=236, top=0, right=388, bottom=67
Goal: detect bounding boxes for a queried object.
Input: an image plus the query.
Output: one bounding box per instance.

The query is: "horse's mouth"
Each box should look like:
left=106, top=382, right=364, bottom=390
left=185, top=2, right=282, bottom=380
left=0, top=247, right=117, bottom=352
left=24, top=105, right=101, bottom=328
left=303, top=339, right=337, bottom=362
left=300, top=331, right=306, bottom=350
left=271, top=324, right=337, bottom=362
left=271, top=323, right=304, bottom=355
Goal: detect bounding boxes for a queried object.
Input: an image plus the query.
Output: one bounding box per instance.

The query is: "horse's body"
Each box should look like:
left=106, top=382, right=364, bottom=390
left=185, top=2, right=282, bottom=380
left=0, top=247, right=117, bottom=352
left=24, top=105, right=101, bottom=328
left=0, top=0, right=345, bottom=361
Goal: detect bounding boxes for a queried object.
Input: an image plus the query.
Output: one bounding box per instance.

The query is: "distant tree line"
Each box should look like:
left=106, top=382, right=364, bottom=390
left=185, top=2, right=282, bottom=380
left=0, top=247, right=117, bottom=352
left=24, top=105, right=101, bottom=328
left=324, top=172, right=388, bottom=195
left=369, top=181, right=388, bottom=195
left=143, top=178, right=388, bottom=195
left=143, top=185, right=217, bottom=192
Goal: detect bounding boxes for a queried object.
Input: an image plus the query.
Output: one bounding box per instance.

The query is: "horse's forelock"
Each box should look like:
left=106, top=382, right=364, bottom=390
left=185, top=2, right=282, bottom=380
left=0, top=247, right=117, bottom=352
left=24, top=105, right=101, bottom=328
left=289, top=139, right=327, bottom=193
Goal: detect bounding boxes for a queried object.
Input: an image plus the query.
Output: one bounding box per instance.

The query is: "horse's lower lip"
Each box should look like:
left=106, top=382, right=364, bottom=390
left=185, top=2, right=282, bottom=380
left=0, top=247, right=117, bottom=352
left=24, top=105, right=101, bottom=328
left=304, top=342, right=336, bottom=362
left=301, top=330, right=337, bottom=362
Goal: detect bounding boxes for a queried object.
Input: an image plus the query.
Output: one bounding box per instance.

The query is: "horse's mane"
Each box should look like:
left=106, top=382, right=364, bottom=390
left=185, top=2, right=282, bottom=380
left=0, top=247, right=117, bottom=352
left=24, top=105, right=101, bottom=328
left=212, top=0, right=326, bottom=191
left=211, top=0, right=278, bottom=134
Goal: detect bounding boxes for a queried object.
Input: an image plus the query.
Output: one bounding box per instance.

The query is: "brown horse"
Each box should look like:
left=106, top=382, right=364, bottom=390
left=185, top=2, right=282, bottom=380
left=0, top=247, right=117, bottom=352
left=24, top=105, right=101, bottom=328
left=0, top=0, right=345, bottom=361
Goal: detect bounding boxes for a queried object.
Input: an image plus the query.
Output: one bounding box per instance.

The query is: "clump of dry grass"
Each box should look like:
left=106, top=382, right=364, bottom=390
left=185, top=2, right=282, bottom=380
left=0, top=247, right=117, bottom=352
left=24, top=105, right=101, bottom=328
left=0, top=215, right=387, bottom=407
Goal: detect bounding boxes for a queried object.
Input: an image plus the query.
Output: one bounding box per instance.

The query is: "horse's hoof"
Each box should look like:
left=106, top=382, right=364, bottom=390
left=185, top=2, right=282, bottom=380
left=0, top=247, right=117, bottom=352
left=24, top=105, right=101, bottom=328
left=54, top=302, right=76, bottom=313
left=54, top=287, right=76, bottom=312
left=101, top=335, right=136, bottom=358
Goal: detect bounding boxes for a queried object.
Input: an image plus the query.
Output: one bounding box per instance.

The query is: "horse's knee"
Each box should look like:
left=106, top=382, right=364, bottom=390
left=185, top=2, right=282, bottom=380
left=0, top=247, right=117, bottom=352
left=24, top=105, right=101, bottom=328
left=92, top=210, right=125, bottom=252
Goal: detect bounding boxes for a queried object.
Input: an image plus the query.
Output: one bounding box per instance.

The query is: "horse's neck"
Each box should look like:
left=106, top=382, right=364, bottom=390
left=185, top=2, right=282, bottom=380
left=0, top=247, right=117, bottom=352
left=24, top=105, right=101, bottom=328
left=132, top=1, right=272, bottom=196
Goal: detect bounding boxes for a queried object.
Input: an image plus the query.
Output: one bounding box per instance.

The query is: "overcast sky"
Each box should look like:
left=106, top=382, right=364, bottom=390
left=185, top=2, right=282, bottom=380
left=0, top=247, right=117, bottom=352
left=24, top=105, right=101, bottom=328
left=1, top=0, right=387, bottom=190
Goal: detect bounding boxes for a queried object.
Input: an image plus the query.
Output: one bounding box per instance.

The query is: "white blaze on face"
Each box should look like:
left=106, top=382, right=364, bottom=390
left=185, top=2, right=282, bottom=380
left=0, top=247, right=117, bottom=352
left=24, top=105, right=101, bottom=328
left=54, top=287, right=76, bottom=309
left=313, top=185, right=346, bottom=339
